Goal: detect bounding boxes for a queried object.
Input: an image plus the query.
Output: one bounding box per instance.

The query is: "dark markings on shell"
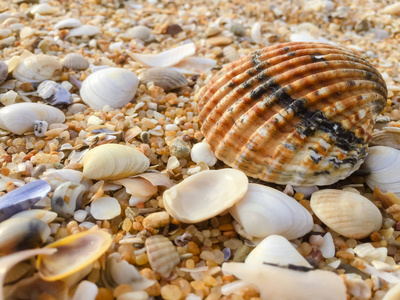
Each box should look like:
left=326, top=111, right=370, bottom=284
left=196, top=42, right=388, bottom=185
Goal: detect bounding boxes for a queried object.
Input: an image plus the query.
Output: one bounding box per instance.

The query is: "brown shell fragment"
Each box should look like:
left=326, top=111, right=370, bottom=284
left=196, top=42, right=388, bottom=185
left=139, top=67, right=188, bottom=92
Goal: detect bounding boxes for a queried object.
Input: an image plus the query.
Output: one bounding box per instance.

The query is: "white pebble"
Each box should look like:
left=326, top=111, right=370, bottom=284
left=165, top=124, right=180, bottom=131
left=190, top=142, right=217, bottom=166
left=167, top=156, right=180, bottom=170
left=74, top=209, right=88, bottom=222
left=34, top=120, right=48, bottom=137
left=91, top=196, right=121, bottom=220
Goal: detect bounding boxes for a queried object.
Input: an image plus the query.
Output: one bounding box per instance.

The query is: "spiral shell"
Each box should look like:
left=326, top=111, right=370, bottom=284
left=196, top=42, right=387, bottom=185
left=12, top=54, right=61, bottom=83
left=82, top=144, right=150, bottom=180
left=80, top=68, right=139, bottom=110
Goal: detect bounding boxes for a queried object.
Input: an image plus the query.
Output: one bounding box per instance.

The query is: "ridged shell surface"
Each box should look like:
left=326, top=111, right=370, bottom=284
left=196, top=42, right=388, bottom=185
left=12, top=54, right=61, bottom=83
left=139, top=67, right=188, bottom=91
left=62, top=53, right=89, bottom=70
left=145, top=235, right=180, bottom=277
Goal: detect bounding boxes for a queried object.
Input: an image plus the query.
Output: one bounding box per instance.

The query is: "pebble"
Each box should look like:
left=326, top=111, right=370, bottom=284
left=230, top=22, right=246, bottom=36
left=161, top=284, right=182, bottom=300
left=74, top=210, right=88, bottom=222
left=206, top=36, right=233, bottom=47
left=232, top=245, right=252, bottom=262
left=170, top=138, right=191, bottom=158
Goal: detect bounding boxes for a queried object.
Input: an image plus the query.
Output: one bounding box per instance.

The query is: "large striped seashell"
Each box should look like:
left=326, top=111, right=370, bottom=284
left=196, top=42, right=387, bottom=185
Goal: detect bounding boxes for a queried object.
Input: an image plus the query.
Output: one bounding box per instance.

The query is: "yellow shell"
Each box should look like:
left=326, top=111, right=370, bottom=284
left=82, top=144, right=150, bottom=180
left=196, top=42, right=387, bottom=185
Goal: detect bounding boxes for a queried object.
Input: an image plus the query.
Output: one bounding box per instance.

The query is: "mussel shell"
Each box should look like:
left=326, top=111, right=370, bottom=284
left=196, top=42, right=387, bottom=185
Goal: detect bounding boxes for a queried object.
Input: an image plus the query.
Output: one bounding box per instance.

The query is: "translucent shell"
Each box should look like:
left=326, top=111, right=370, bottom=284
left=196, top=42, right=387, bottom=185
left=82, top=144, right=150, bottom=180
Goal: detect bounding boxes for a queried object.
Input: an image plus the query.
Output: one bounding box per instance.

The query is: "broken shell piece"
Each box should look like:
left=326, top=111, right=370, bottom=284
left=127, top=42, right=195, bottom=68
left=371, top=127, right=400, bottom=150
left=65, top=25, right=100, bottom=39
left=310, top=189, right=382, bottom=239
left=163, top=169, right=248, bottom=223
left=245, top=235, right=312, bottom=268
left=229, top=183, right=313, bottom=240
left=62, top=53, right=89, bottom=70
left=80, top=67, right=139, bottom=110
left=51, top=182, right=86, bottom=218
left=0, top=60, right=7, bottom=85
left=251, top=22, right=263, bottom=44
left=0, top=103, right=65, bottom=135
left=383, top=281, right=400, bottom=300
left=0, top=217, right=50, bottom=255
left=54, top=18, right=82, bottom=30
left=82, top=144, right=150, bottom=180
left=90, top=196, right=121, bottom=220
left=190, top=142, right=217, bottom=166
left=37, top=80, right=71, bottom=106
left=13, top=53, right=61, bottom=83
left=354, top=243, right=387, bottom=262
left=36, top=229, right=113, bottom=281
left=71, top=281, right=98, bottom=300
left=113, top=177, right=157, bottom=205
left=319, top=232, right=335, bottom=258
left=139, top=67, right=188, bottom=92
left=222, top=262, right=346, bottom=300
left=10, top=209, right=57, bottom=223
left=101, top=252, right=155, bottom=291
left=0, top=180, right=51, bottom=222
left=145, top=235, right=180, bottom=277
left=362, top=146, right=400, bottom=197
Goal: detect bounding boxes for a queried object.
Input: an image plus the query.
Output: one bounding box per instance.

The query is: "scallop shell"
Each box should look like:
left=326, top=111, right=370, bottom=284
left=62, top=53, right=89, bottom=70
left=245, top=235, right=312, bottom=267
left=222, top=262, right=346, bottom=300
left=229, top=183, right=313, bottom=240
left=196, top=42, right=387, bottom=186
left=13, top=54, right=61, bottom=83
left=371, top=127, right=400, bottom=150
left=82, top=144, right=150, bottom=180
left=0, top=60, right=8, bottom=85
left=310, top=189, right=382, bottom=239
left=145, top=235, right=180, bottom=277
left=163, top=169, right=248, bottom=223
left=80, top=68, right=139, bottom=110
left=54, top=18, right=82, bottom=30
left=0, top=103, right=65, bottom=135
left=36, top=230, right=113, bottom=281
left=362, top=146, right=400, bottom=197
left=139, top=67, right=188, bottom=91
left=0, top=217, right=50, bottom=255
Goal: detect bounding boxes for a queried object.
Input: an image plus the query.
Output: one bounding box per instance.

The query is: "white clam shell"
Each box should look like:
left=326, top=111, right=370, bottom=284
left=222, top=262, right=347, bottom=300
left=0, top=103, right=65, bottom=135
left=82, top=144, right=150, bottom=180
left=80, top=68, right=139, bottom=110
left=163, top=169, right=248, bottom=223
left=245, top=235, right=312, bottom=268
left=362, top=146, right=400, bottom=197
left=229, top=184, right=313, bottom=240
left=65, top=25, right=100, bottom=39
left=13, top=53, right=61, bottom=83
left=90, top=196, right=121, bottom=220
left=54, top=18, right=82, bottom=30
left=310, top=189, right=382, bottom=239
left=127, top=42, right=195, bottom=68
left=190, top=142, right=217, bottom=166
left=30, top=3, right=58, bottom=15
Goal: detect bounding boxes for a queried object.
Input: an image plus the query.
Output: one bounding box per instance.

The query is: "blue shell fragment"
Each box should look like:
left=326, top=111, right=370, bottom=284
left=0, top=180, right=51, bottom=222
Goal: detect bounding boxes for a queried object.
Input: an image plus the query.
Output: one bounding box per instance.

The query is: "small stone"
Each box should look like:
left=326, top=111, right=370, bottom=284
left=230, top=22, right=246, bottom=36
left=223, top=238, right=243, bottom=250
left=135, top=252, right=149, bottom=265
left=191, top=280, right=205, bottom=291
left=233, top=245, right=252, bottom=262
left=74, top=210, right=88, bottom=222
left=205, top=26, right=222, bottom=37
left=166, top=24, right=183, bottom=35
left=170, top=138, right=191, bottom=158
left=161, top=284, right=182, bottom=300
left=206, top=36, right=233, bottom=47
left=113, top=284, right=132, bottom=298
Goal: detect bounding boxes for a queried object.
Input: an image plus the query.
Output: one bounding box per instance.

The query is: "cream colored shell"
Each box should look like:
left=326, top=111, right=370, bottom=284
left=82, top=144, right=150, bottom=180
left=163, top=169, right=248, bottom=223
left=196, top=42, right=387, bottom=186
left=13, top=53, right=61, bottom=83
left=310, top=189, right=382, bottom=239
left=145, top=235, right=180, bottom=278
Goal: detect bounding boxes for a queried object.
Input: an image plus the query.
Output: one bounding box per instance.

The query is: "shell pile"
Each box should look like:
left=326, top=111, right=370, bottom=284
left=196, top=42, right=388, bottom=186
left=1, top=0, right=400, bottom=300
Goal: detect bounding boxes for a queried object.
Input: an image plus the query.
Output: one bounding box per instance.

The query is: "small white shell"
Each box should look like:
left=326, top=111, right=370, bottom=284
left=62, top=53, right=89, bottom=70
left=310, top=189, right=382, bottom=239
left=127, top=42, right=195, bottom=68
left=30, top=3, right=58, bottom=15
left=190, top=142, right=217, bottom=166
left=112, top=177, right=158, bottom=205
left=163, top=169, right=248, bottom=223
left=82, top=144, right=150, bottom=180
left=251, top=22, right=263, bottom=44
left=37, top=80, right=71, bottom=105
left=13, top=54, right=61, bottom=83
left=145, top=235, right=180, bottom=277
left=80, top=68, right=139, bottom=110
left=90, top=196, right=121, bottom=220
left=362, top=146, right=400, bottom=197
left=0, top=103, right=65, bottom=135
left=245, top=235, right=312, bottom=268
left=222, top=262, right=347, bottom=300
left=65, top=25, right=100, bottom=39
left=229, top=184, right=313, bottom=240
left=319, top=232, right=335, bottom=258
left=54, top=18, right=82, bottom=30
left=139, top=67, right=188, bottom=91
left=128, top=25, right=152, bottom=41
